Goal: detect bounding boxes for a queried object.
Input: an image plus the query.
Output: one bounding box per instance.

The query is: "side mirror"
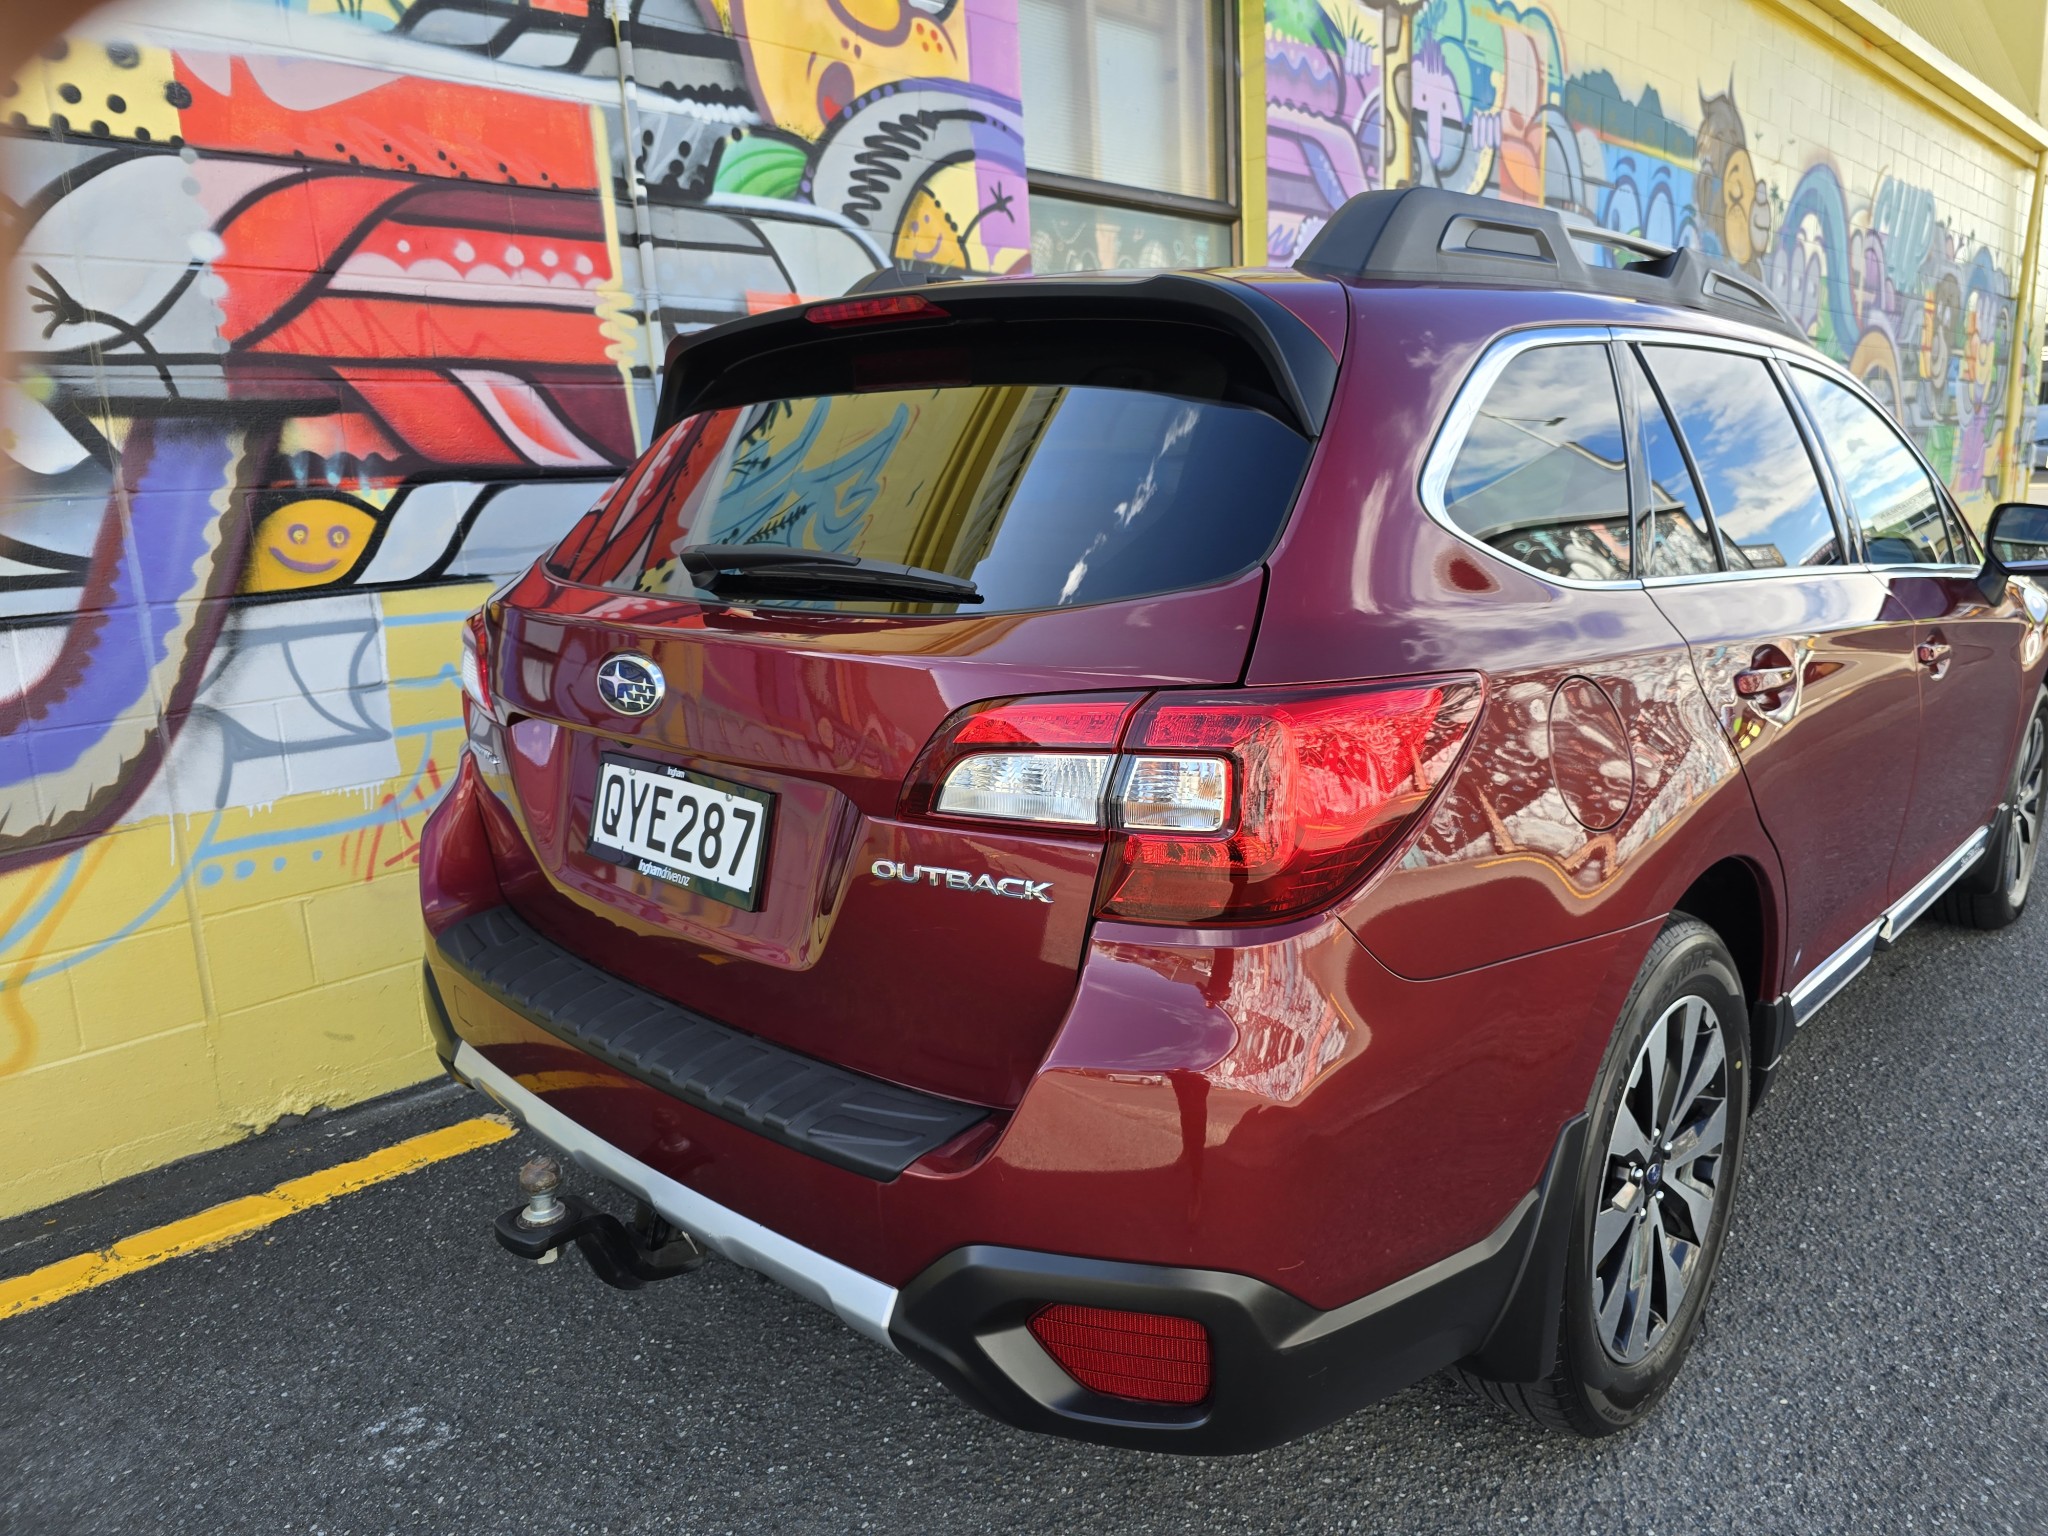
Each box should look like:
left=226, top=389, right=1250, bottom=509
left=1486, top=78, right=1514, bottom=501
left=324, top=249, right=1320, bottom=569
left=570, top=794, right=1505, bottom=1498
left=1980, top=502, right=2048, bottom=600
left=1986, top=502, right=2048, bottom=571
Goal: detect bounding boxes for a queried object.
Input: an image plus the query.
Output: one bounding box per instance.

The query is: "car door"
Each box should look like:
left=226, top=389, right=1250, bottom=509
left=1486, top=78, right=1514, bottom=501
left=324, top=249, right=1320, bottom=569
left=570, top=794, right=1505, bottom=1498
left=1623, top=338, right=1922, bottom=986
left=1784, top=365, right=2032, bottom=896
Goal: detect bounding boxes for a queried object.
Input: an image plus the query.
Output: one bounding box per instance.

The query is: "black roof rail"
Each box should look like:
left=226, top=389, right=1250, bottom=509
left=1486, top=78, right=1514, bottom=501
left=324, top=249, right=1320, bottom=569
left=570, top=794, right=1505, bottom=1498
left=1293, top=187, right=1802, bottom=341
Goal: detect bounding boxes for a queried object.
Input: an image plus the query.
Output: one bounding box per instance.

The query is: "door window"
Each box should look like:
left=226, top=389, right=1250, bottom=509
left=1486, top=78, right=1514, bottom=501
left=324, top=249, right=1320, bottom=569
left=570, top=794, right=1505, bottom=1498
left=1640, top=347, right=1844, bottom=570
left=1441, top=343, right=1633, bottom=581
left=1621, top=347, right=1718, bottom=578
left=1787, top=369, right=1959, bottom=564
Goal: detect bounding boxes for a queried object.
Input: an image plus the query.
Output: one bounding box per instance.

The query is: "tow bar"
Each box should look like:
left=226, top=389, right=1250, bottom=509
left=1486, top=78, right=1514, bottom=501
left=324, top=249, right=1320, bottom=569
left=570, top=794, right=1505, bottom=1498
left=493, top=1155, right=706, bottom=1290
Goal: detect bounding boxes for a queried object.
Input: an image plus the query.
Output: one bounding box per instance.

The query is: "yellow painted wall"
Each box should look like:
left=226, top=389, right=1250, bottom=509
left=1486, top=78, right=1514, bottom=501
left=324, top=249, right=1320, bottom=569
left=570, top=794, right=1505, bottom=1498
left=0, top=0, right=1030, bottom=1219
left=0, top=587, right=479, bottom=1217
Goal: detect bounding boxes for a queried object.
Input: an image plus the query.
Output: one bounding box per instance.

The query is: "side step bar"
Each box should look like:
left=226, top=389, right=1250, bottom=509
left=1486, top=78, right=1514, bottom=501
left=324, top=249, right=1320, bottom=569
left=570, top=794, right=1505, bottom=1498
left=1761, top=823, right=1990, bottom=1072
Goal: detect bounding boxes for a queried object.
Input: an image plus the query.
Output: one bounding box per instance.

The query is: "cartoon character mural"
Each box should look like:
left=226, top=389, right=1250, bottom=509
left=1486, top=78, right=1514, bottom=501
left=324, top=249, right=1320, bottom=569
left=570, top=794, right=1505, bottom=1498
left=1265, top=0, right=2024, bottom=509
left=0, top=0, right=1028, bottom=1126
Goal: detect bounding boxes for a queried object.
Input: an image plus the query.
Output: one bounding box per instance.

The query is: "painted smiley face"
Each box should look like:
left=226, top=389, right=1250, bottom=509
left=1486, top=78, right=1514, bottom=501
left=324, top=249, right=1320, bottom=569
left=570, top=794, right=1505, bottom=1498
left=244, top=498, right=379, bottom=593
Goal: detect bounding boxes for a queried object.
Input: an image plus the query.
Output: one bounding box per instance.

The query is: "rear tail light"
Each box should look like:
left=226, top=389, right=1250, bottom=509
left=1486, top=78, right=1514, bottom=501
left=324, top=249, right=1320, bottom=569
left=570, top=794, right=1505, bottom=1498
left=936, top=753, right=1112, bottom=825
left=1027, top=1304, right=1211, bottom=1405
left=903, top=695, right=1138, bottom=824
left=1100, top=681, right=1482, bottom=924
left=460, top=610, right=494, bottom=719
left=905, top=678, right=1481, bottom=925
left=460, top=610, right=505, bottom=772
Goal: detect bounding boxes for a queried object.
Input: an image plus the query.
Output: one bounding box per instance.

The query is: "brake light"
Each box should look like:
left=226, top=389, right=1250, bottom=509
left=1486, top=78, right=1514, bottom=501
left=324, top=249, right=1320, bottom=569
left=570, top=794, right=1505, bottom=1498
left=805, top=293, right=948, bottom=326
left=1027, top=1304, right=1210, bottom=1405
left=1099, top=680, right=1481, bottom=924
left=903, top=679, right=1481, bottom=924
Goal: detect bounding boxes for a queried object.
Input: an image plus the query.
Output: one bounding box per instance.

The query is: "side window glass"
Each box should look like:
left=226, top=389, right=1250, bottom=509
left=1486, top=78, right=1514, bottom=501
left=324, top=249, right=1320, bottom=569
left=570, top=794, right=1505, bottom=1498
left=1442, top=344, right=1632, bottom=581
left=1789, top=369, right=1955, bottom=564
left=1640, top=347, right=1843, bottom=570
left=1621, top=348, right=1719, bottom=578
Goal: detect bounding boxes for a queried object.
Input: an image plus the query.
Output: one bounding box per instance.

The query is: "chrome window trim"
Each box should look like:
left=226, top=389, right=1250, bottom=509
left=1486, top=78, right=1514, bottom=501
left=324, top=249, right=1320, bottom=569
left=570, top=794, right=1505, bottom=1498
left=1640, top=564, right=1862, bottom=589
left=1421, top=322, right=1995, bottom=594
left=1417, top=325, right=1642, bottom=591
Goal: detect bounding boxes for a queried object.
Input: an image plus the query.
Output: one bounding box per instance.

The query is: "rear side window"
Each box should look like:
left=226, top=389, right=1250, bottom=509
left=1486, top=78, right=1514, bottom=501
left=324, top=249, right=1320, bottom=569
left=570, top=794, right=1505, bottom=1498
left=1640, top=347, right=1843, bottom=571
left=1620, top=348, right=1718, bottom=578
left=548, top=384, right=1312, bottom=614
left=1441, top=343, right=1632, bottom=581
left=1788, top=369, right=1960, bottom=564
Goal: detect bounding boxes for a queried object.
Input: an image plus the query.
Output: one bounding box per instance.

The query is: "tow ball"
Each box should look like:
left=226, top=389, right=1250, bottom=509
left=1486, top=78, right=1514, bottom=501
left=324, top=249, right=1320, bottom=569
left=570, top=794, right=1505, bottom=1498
left=493, top=1155, right=706, bottom=1291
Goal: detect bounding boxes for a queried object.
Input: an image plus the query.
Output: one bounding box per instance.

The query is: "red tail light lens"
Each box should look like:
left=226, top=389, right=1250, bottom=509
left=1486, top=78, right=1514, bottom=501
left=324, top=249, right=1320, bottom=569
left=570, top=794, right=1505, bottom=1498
left=1027, top=1304, right=1211, bottom=1406
left=1098, top=678, right=1482, bottom=924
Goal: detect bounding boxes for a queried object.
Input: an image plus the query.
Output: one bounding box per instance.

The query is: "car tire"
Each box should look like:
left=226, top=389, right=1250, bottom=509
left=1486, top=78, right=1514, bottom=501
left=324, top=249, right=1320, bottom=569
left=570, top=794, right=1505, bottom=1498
left=1939, top=695, right=2046, bottom=931
left=1455, top=916, right=1749, bottom=1435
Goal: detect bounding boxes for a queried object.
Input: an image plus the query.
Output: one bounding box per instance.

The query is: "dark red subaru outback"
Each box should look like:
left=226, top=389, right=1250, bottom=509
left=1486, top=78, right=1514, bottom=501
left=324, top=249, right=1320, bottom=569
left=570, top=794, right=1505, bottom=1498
left=420, top=188, right=2048, bottom=1451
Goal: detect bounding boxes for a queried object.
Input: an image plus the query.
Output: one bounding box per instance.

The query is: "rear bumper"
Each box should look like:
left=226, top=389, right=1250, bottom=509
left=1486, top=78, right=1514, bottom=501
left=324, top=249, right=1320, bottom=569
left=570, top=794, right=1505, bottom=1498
left=421, top=754, right=1636, bottom=1449
left=453, top=1039, right=898, bottom=1345
left=447, top=1024, right=1582, bottom=1453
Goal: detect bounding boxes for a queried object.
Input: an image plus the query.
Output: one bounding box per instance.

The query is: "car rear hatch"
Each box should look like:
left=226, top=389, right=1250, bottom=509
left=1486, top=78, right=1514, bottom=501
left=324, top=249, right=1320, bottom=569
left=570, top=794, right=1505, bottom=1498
left=473, top=272, right=1344, bottom=1109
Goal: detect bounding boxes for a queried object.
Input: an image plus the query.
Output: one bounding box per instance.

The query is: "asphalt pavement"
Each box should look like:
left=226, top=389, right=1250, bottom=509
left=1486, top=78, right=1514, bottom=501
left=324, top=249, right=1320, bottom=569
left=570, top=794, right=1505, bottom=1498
left=3, top=898, right=2045, bottom=1536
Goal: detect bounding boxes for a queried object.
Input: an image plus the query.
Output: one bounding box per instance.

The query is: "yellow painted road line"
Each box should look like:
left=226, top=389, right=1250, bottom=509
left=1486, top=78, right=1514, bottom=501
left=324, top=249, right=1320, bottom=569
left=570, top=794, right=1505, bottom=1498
left=0, top=1115, right=516, bottom=1322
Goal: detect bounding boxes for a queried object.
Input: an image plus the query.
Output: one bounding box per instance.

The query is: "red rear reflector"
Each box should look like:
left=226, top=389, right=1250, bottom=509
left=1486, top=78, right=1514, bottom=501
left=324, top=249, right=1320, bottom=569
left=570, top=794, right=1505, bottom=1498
left=805, top=293, right=948, bottom=326
left=1027, top=1304, right=1211, bottom=1406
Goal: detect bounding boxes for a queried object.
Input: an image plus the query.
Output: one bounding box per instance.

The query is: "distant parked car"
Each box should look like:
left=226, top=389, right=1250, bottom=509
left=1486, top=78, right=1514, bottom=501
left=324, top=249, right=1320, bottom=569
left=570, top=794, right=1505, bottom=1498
left=420, top=188, right=2048, bottom=1452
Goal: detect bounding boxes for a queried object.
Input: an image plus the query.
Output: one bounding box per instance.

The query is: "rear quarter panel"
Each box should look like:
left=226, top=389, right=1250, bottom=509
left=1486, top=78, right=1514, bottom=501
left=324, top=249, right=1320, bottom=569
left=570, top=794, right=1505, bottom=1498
left=1250, top=287, right=1786, bottom=990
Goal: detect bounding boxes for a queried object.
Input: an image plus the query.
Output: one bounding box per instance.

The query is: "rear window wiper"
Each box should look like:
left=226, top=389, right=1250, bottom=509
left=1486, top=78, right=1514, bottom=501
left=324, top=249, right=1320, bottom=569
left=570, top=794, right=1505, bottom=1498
left=678, top=545, right=982, bottom=604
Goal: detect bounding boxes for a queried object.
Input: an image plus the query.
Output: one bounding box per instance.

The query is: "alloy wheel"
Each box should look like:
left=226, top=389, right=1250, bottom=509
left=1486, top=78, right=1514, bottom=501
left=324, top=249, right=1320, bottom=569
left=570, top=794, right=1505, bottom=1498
left=1591, top=994, right=1730, bottom=1365
left=2003, top=713, right=2045, bottom=907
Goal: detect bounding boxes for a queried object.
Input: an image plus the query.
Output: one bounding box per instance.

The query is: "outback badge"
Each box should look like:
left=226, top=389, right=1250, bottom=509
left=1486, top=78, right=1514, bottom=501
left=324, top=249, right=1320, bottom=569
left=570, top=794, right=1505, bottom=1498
left=870, top=859, right=1052, bottom=904
left=595, top=653, right=665, bottom=717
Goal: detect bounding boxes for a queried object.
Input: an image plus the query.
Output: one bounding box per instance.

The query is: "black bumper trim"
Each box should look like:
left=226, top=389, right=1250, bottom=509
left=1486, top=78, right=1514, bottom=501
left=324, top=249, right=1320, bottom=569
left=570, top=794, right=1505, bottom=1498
left=429, top=906, right=989, bottom=1180
left=889, top=1115, right=1587, bottom=1453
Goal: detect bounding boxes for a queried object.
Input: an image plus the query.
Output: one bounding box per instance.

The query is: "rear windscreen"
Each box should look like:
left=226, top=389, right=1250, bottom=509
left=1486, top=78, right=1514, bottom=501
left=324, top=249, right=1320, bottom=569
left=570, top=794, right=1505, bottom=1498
left=546, top=384, right=1313, bottom=615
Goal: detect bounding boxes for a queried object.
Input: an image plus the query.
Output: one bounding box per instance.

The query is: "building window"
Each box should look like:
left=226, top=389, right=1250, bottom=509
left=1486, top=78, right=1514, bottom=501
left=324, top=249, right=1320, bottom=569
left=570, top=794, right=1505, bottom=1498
left=1020, top=0, right=1234, bottom=272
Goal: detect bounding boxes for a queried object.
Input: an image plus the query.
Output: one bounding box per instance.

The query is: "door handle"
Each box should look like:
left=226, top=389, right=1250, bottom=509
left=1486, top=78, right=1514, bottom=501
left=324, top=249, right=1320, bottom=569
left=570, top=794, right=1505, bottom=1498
left=1916, top=637, right=1952, bottom=676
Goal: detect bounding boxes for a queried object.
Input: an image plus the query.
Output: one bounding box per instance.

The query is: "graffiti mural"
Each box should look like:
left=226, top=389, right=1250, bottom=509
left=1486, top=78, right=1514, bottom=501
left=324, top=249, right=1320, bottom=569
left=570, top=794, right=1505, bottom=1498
left=1265, top=0, right=2025, bottom=510
left=0, top=0, right=1029, bottom=1210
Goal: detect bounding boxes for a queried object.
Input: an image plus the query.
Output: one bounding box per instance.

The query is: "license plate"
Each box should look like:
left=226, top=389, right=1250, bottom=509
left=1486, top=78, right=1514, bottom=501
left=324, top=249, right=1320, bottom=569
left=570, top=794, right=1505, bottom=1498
left=587, top=753, right=774, bottom=910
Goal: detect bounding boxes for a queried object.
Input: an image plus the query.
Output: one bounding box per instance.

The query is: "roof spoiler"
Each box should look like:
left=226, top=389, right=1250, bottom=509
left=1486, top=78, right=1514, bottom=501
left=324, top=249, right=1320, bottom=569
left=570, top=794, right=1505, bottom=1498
left=1293, top=187, right=1800, bottom=341
left=654, top=271, right=1342, bottom=437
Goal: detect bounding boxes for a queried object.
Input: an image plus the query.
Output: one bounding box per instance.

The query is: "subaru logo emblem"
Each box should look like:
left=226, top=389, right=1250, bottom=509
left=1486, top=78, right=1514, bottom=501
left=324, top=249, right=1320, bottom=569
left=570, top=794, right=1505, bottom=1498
left=595, top=653, right=664, bottom=717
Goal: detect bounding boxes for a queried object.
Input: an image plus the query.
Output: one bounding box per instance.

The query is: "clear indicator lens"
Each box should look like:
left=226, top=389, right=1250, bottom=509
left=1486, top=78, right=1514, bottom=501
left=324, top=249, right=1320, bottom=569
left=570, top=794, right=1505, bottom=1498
left=459, top=644, right=486, bottom=711
left=1115, top=755, right=1230, bottom=832
left=937, top=752, right=1114, bottom=825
